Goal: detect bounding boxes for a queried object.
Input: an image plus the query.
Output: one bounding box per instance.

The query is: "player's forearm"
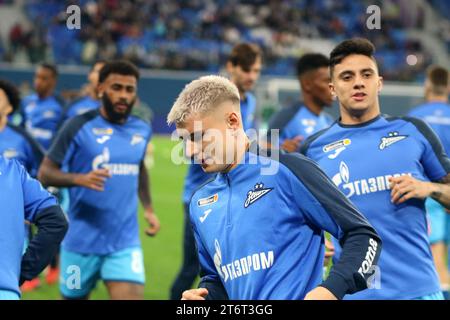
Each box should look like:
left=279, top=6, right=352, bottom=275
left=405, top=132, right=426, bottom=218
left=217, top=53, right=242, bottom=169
left=38, top=164, right=82, bottom=188
left=138, top=161, right=153, bottom=209
left=322, top=228, right=382, bottom=299
left=429, top=182, right=450, bottom=210
left=20, top=205, right=68, bottom=284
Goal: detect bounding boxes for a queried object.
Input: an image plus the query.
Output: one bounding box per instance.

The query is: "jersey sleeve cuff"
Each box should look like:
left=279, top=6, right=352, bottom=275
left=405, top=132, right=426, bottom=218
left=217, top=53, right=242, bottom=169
left=320, top=272, right=351, bottom=300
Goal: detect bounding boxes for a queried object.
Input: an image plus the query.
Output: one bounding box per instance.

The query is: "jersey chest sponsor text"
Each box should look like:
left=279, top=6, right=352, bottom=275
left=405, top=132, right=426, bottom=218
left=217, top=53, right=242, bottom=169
left=331, top=161, right=412, bottom=198
left=213, top=239, right=274, bottom=283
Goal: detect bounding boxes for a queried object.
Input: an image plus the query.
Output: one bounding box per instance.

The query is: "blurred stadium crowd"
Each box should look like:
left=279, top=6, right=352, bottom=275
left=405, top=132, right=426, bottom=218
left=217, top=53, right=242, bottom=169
left=0, top=0, right=449, bottom=81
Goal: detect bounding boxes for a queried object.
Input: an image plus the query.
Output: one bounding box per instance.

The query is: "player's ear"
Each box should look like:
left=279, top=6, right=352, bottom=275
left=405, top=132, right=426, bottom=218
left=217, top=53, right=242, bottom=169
left=226, top=111, right=240, bottom=130
left=300, top=76, right=311, bottom=93
left=98, top=82, right=105, bottom=98
left=329, top=82, right=336, bottom=97
left=377, top=76, right=383, bottom=94
left=226, top=61, right=234, bottom=75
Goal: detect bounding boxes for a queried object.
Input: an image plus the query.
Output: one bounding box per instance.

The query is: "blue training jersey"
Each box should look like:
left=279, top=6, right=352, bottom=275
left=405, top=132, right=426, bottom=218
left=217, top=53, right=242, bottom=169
left=182, top=95, right=257, bottom=203
left=301, top=114, right=450, bottom=299
left=190, top=147, right=381, bottom=300
left=62, top=95, right=101, bottom=123
left=22, top=93, right=65, bottom=150
left=0, top=156, right=57, bottom=296
left=268, top=103, right=334, bottom=149
left=408, top=101, right=450, bottom=159
left=47, top=109, right=152, bottom=254
left=0, top=124, right=44, bottom=177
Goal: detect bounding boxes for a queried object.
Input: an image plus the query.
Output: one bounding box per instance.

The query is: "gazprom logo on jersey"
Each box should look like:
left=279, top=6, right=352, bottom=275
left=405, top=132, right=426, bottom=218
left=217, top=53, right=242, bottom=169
left=332, top=161, right=412, bottom=198
left=92, top=147, right=139, bottom=176
left=213, top=239, right=274, bottom=283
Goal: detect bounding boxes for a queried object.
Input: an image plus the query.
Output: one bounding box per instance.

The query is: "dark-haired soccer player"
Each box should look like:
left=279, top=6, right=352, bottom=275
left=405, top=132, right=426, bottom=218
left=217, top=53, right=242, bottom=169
left=170, top=43, right=262, bottom=300
left=268, top=53, right=334, bottom=152
left=38, top=60, right=160, bottom=300
left=408, top=65, right=450, bottom=299
left=22, top=63, right=65, bottom=150
left=301, top=38, right=450, bottom=299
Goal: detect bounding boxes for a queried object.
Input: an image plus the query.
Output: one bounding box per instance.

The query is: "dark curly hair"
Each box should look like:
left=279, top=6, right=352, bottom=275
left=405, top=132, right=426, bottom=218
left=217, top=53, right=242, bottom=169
left=0, top=79, right=21, bottom=113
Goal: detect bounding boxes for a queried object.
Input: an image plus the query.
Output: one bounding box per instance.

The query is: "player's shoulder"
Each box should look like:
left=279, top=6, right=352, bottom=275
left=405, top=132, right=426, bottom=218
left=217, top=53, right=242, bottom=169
left=381, top=114, right=441, bottom=143
left=0, top=154, right=23, bottom=174
left=299, top=121, right=337, bottom=155
left=382, top=113, right=432, bottom=131
left=128, top=113, right=152, bottom=131
left=51, top=94, right=66, bottom=108
left=7, top=123, right=44, bottom=153
left=22, top=93, right=37, bottom=104
left=268, top=103, right=303, bottom=130
left=60, top=109, right=100, bottom=135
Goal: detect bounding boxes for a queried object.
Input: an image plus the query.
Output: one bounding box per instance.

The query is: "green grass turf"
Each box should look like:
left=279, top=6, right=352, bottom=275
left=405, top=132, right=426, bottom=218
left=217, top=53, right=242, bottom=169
left=22, top=135, right=190, bottom=300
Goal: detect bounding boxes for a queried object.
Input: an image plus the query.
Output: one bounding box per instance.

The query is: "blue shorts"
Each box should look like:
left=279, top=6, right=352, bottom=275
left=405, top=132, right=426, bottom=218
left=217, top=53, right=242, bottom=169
left=0, top=290, right=20, bottom=300
left=414, top=291, right=445, bottom=300
left=426, top=198, right=449, bottom=244
left=60, top=246, right=145, bottom=299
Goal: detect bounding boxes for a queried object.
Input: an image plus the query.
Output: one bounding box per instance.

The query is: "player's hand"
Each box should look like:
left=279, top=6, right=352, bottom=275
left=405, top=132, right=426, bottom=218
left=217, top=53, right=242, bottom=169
left=144, top=207, right=160, bottom=237
left=281, top=136, right=303, bottom=153
left=304, top=286, right=338, bottom=300
left=74, top=169, right=111, bottom=191
left=324, top=238, right=335, bottom=265
left=181, top=288, right=208, bottom=300
left=389, top=175, right=432, bottom=204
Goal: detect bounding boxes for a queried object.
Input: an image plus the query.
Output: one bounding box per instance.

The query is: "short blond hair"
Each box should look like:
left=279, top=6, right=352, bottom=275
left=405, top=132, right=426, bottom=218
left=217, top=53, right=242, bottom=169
left=167, top=75, right=240, bottom=125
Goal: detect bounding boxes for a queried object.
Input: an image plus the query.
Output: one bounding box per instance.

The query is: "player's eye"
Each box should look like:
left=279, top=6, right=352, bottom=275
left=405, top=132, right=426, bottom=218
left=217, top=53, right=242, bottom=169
left=342, top=75, right=352, bottom=81
left=126, top=86, right=136, bottom=93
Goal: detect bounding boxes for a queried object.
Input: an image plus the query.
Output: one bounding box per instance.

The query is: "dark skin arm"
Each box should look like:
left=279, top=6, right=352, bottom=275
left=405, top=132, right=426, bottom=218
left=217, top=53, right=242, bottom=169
left=38, top=156, right=111, bottom=190
left=139, top=160, right=160, bottom=236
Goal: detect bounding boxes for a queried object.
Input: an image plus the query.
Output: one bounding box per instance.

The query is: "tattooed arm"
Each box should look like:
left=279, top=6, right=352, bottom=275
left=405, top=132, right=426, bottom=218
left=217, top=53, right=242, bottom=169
left=390, top=174, right=450, bottom=210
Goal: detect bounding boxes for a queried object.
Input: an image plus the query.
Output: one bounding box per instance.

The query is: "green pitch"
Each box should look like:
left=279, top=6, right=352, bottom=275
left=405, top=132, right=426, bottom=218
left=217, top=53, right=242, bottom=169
left=22, top=135, right=191, bottom=300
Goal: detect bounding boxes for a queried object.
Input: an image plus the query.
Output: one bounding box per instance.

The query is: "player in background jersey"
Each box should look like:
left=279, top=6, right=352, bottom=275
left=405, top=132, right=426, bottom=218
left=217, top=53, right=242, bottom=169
left=301, top=38, right=450, bottom=299
left=168, top=75, right=381, bottom=300
left=21, top=63, right=65, bottom=151
left=62, top=60, right=106, bottom=122
left=21, top=63, right=66, bottom=287
left=267, top=53, right=334, bottom=152
left=38, top=60, right=160, bottom=300
left=0, top=156, right=68, bottom=300
left=266, top=54, right=336, bottom=266
left=170, top=43, right=262, bottom=299
left=408, top=65, right=450, bottom=299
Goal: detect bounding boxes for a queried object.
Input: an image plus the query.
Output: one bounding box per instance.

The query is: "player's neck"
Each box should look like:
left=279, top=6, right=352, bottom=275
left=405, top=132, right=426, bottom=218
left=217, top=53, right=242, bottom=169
left=239, top=89, right=247, bottom=102
left=339, top=106, right=380, bottom=125
left=303, top=95, right=323, bottom=116
left=426, top=95, right=448, bottom=104
left=223, top=134, right=250, bottom=173
left=0, top=117, right=6, bottom=131
left=88, top=87, right=99, bottom=100
left=37, top=91, right=53, bottom=100
left=99, top=106, right=126, bottom=124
